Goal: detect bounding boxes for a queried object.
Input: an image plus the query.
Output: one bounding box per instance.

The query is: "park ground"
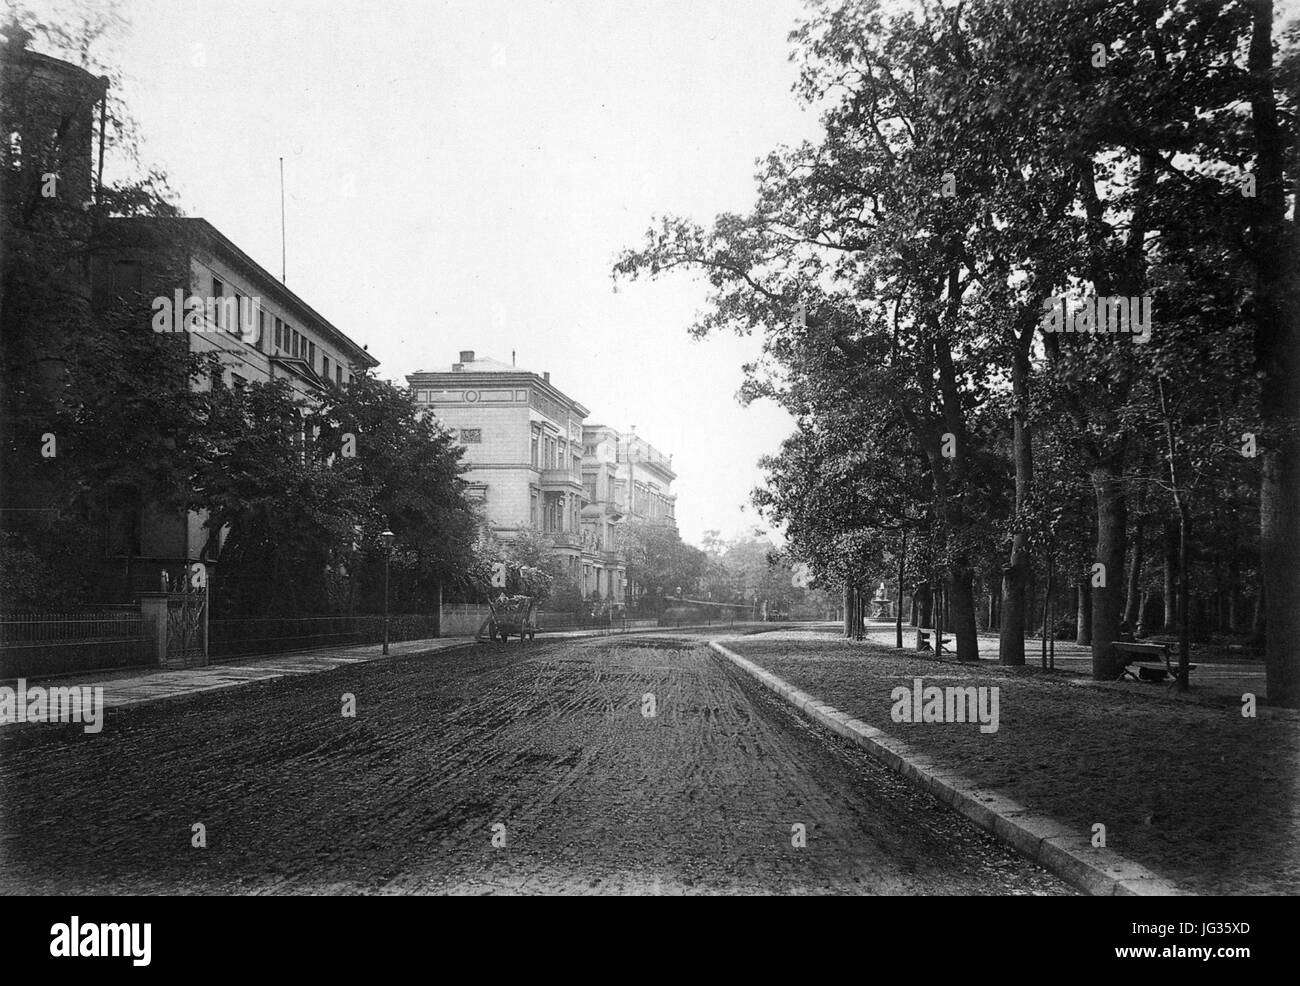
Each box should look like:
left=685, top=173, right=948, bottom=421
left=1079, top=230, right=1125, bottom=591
left=725, top=628, right=1298, bottom=895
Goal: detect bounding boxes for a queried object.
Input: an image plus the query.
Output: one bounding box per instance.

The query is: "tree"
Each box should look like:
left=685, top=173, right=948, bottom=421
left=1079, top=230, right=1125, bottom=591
left=2, top=11, right=208, bottom=606
left=616, top=0, right=1298, bottom=696
left=621, top=518, right=706, bottom=612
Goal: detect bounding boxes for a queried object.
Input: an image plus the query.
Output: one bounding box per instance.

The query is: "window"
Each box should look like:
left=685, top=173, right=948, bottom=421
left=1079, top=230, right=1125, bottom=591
left=322, top=355, right=330, bottom=380
left=530, top=492, right=538, bottom=527
left=308, top=341, right=316, bottom=367
left=257, top=308, right=266, bottom=351
left=460, top=428, right=482, bottom=443
left=531, top=433, right=539, bottom=468
left=211, top=277, right=224, bottom=330
left=230, top=372, right=247, bottom=389
left=336, top=365, right=343, bottom=385
left=274, top=317, right=283, bottom=350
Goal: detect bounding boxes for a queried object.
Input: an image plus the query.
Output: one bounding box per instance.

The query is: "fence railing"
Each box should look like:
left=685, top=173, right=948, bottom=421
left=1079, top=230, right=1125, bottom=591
left=0, top=611, right=153, bottom=677
left=0, top=612, right=148, bottom=644
left=208, top=613, right=439, bottom=660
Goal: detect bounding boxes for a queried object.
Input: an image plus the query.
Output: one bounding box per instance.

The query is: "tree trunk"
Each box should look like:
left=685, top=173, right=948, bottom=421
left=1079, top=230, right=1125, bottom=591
left=1076, top=582, right=1092, bottom=645
left=1040, top=554, right=1053, bottom=669
left=895, top=534, right=906, bottom=649
left=1123, top=498, right=1144, bottom=628
left=1251, top=583, right=1265, bottom=645
left=1177, top=504, right=1191, bottom=691
left=1091, top=458, right=1128, bottom=679
left=843, top=585, right=852, bottom=639
left=1145, top=592, right=1162, bottom=633
left=1163, top=519, right=1178, bottom=632
left=951, top=558, right=979, bottom=661
left=999, top=316, right=1035, bottom=665
left=1246, top=0, right=1300, bottom=706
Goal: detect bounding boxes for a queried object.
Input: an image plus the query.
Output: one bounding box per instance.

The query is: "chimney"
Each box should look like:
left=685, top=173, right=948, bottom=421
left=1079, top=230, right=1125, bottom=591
left=543, top=371, right=550, bottom=383
left=459, top=350, right=475, bottom=363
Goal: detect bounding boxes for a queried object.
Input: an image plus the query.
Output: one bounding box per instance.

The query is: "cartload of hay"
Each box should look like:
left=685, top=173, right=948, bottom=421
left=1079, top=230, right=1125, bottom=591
left=475, top=564, right=553, bottom=642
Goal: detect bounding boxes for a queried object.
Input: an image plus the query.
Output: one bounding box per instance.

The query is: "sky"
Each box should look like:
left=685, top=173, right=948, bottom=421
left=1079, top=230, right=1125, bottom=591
left=26, top=0, right=826, bottom=547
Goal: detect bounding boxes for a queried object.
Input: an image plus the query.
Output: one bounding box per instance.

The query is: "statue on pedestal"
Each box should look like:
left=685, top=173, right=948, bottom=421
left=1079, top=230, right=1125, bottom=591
left=871, top=581, right=893, bottom=619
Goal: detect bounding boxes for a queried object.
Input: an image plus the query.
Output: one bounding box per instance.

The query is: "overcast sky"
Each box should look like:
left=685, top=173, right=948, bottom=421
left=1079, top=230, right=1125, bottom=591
left=34, top=0, right=825, bottom=547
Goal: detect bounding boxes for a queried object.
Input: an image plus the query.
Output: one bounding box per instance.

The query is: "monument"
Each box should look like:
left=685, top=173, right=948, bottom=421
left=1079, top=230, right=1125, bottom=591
left=871, top=581, right=894, bottom=619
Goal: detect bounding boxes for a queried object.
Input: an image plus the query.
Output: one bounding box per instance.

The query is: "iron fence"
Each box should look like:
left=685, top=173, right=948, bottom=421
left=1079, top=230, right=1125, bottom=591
left=0, top=611, right=153, bottom=677
left=208, top=613, right=439, bottom=660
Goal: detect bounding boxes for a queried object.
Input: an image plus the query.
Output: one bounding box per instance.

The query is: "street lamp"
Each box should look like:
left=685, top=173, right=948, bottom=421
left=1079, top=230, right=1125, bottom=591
left=380, top=524, right=395, bottom=655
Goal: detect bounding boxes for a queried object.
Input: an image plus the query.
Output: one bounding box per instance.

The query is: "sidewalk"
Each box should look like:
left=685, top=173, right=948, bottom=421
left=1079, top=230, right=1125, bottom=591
left=0, top=621, right=765, bottom=725
left=0, top=636, right=471, bottom=722
left=718, top=628, right=1299, bottom=895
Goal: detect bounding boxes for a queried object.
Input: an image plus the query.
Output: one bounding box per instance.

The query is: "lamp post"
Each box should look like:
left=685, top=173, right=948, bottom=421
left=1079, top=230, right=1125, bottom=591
left=380, top=525, right=395, bottom=655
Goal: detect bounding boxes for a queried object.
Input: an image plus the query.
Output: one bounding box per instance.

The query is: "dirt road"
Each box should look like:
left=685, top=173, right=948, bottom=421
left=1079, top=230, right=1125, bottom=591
left=0, top=634, right=1071, bottom=894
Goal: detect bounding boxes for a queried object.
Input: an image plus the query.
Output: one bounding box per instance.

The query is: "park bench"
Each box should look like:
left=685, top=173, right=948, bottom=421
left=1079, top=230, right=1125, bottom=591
left=1113, top=641, right=1196, bottom=683
left=916, top=627, right=951, bottom=654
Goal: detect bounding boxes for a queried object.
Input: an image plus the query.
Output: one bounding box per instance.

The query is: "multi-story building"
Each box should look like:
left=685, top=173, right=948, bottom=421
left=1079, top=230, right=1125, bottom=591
left=91, top=217, right=379, bottom=593
left=580, top=424, right=676, bottom=604
left=2, top=31, right=379, bottom=597
left=408, top=352, right=678, bottom=606
left=99, top=217, right=375, bottom=397
left=407, top=351, right=598, bottom=595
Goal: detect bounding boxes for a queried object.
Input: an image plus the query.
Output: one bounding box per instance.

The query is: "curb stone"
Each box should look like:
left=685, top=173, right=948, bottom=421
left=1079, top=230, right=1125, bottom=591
left=710, top=639, right=1189, bottom=897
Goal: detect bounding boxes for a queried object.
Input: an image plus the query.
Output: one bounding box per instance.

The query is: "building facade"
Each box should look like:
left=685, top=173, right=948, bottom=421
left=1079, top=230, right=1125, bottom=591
left=580, top=424, right=676, bottom=604
left=409, top=352, right=679, bottom=607
left=3, top=31, right=380, bottom=599
left=92, top=217, right=378, bottom=594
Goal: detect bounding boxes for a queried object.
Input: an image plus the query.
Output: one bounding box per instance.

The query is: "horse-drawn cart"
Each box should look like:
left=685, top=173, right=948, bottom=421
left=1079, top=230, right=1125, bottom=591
left=475, top=593, right=537, bottom=643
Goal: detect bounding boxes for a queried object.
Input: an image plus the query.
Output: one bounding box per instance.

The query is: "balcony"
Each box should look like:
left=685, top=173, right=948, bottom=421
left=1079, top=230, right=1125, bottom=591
left=539, top=468, right=582, bottom=489
left=547, top=531, right=582, bottom=550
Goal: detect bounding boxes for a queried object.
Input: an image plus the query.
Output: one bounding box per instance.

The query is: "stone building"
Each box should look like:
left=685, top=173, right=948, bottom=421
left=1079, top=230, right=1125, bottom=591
left=93, top=218, right=378, bottom=590
left=409, top=352, right=678, bottom=606
left=580, top=424, right=676, bottom=604
left=3, top=32, right=377, bottom=600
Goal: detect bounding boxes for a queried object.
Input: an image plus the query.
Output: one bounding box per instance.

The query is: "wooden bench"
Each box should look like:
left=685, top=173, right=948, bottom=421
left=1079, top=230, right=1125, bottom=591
left=1113, top=641, right=1196, bottom=683
left=916, top=627, right=952, bottom=655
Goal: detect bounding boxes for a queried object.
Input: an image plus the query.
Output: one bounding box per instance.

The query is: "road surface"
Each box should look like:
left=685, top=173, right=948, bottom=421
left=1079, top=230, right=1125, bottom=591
left=0, top=634, right=1071, bottom=894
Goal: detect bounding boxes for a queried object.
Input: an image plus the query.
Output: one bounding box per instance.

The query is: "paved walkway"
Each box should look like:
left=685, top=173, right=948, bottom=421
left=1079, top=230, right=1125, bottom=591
left=858, top=622, right=1268, bottom=705
left=0, top=637, right=471, bottom=722
left=0, top=622, right=765, bottom=726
